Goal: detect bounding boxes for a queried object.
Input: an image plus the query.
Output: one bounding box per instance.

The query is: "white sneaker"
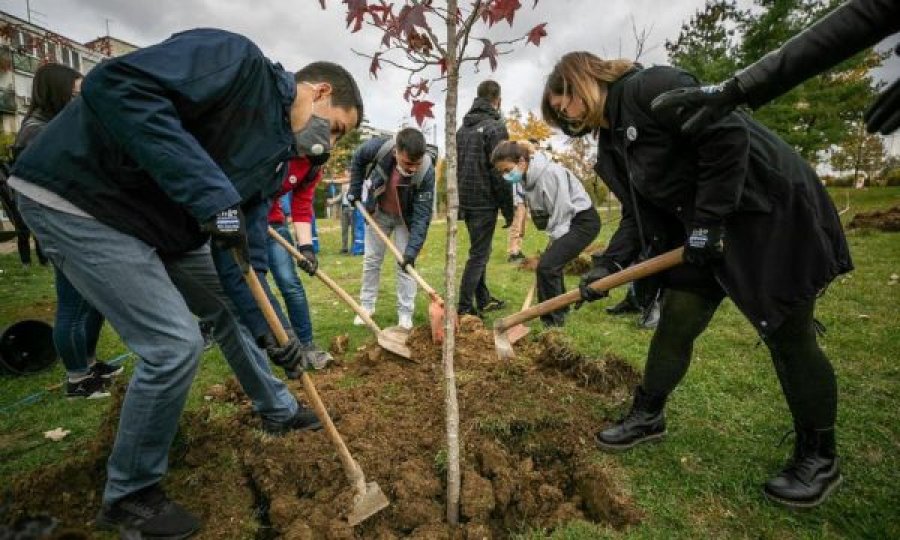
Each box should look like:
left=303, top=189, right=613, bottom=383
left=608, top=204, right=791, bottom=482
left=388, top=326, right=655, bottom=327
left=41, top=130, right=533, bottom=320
left=398, top=313, right=413, bottom=330
left=353, top=309, right=373, bottom=326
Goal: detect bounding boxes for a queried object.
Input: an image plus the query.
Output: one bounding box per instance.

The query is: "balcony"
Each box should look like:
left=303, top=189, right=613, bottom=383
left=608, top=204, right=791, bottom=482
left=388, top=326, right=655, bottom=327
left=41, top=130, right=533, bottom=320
left=0, top=86, right=14, bottom=113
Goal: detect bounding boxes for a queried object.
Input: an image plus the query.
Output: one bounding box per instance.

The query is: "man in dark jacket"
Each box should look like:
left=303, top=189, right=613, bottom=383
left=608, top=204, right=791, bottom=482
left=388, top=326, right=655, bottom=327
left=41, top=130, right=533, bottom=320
left=456, top=80, right=513, bottom=316
left=8, top=29, right=362, bottom=538
left=347, top=128, right=435, bottom=330
left=651, top=0, right=900, bottom=135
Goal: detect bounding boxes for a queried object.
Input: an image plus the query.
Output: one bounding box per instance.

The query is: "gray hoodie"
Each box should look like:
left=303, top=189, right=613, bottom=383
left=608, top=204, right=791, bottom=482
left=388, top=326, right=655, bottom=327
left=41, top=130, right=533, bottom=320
left=520, top=151, right=593, bottom=240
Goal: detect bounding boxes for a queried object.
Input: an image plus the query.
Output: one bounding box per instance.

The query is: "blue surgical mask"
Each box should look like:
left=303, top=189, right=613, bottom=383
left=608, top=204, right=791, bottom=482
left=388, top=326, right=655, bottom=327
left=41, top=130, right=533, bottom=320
left=503, top=167, right=523, bottom=184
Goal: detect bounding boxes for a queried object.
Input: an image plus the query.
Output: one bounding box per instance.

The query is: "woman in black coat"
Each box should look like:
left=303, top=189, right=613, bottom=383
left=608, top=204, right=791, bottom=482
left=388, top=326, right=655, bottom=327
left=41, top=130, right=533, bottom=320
left=541, top=52, right=852, bottom=508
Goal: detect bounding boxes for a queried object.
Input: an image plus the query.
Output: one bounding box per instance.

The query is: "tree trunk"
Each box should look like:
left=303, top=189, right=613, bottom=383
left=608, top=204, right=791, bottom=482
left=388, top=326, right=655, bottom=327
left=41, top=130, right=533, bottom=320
left=442, top=0, right=461, bottom=526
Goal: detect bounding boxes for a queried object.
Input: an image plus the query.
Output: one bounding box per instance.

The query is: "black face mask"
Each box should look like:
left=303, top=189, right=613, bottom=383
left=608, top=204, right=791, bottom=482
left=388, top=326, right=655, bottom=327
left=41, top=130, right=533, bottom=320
left=294, top=114, right=331, bottom=166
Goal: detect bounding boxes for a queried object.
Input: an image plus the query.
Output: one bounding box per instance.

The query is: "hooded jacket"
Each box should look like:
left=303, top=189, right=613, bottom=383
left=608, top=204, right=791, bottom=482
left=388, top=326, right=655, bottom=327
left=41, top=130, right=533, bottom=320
left=456, top=97, right=513, bottom=219
left=519, top=151, right=593, bottom=241
left=593, top=65, right=852, bottom=335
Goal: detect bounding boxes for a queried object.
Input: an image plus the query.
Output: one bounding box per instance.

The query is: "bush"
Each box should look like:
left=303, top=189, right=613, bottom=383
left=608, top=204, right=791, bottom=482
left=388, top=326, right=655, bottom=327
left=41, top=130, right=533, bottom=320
left=823, top=174, right=854, bottom=187
left=880, top=168, right=900, bottom=187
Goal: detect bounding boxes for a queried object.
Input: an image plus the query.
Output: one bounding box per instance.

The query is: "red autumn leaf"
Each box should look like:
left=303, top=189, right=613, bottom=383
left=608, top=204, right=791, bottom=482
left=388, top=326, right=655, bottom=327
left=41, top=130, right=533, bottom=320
left=368, top=1, right=392, bottom=24
left=411, top=99, right=435, bottom=126
left=403, top=86, right=412, bottom=102
left=369, top=53, right=381, bottom=78
left=487, top=0, right=521, bottom=27
left=396, top=3, right=429, bottom=37
left=478, top=38, right=499, bottom=71
left=344, top=0, right=369, bottom=32
left=438, top=57, right=447, bottom=76
left=526, top=23, right=547, bottom=46
left=415, top=79, right=429, bottom=96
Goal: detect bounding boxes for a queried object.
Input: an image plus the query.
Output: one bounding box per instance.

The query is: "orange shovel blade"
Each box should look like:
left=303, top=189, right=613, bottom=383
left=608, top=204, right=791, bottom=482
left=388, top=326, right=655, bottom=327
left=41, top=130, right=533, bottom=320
left=428, top=300, right=445, bottom=343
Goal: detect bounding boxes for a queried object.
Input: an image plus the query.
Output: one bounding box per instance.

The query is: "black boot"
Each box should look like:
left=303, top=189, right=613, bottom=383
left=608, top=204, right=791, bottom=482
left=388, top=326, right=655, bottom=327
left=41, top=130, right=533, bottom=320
left=764, top=426, right=842, bottom=508
left=596, top=386, right=667, bottom=452
left=605, top=295, right=641, bottom=315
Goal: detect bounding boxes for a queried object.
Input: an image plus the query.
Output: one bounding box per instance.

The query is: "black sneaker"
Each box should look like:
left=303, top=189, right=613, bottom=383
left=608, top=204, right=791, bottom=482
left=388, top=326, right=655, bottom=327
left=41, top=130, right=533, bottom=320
left=66, top=372, right=111, bottom=399
left=92, top=360, right=124, bottom=379
left=261, top=404, right=323, bottom=435
left=96, top=484, right=200, bottom=539
left=480, top=297, right=506, bottom=313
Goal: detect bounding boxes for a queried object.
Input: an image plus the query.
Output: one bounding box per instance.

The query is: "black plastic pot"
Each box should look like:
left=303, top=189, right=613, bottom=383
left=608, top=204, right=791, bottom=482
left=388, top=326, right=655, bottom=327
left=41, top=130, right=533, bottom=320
left=0, top=320, right=58, bottom=376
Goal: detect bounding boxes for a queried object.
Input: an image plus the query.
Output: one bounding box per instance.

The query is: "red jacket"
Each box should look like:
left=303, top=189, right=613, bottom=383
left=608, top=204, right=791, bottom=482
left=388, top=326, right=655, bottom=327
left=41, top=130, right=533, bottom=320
left=268, top=158, right=321, bottom=224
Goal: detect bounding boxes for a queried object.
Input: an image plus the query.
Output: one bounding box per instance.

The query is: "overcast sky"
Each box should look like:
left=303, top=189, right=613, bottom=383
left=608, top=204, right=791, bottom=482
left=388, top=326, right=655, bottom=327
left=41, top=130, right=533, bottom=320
left=2, top=0, right=898, bottom=151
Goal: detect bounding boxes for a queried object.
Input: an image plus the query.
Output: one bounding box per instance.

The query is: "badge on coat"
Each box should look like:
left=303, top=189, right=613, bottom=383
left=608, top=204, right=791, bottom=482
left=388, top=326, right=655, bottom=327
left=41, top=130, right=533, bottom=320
left=626, top=125, right=638, bottom=142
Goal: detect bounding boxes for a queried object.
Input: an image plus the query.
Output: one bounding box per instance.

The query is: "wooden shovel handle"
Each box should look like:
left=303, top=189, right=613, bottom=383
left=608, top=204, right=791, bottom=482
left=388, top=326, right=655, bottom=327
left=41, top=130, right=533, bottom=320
left=353, top=201, right=440, bottom=300
left=238, top=253, right=365, bottom=492
left=496, top=248, right=684, bottom=332
left=267, top=227, right=382, bottom=335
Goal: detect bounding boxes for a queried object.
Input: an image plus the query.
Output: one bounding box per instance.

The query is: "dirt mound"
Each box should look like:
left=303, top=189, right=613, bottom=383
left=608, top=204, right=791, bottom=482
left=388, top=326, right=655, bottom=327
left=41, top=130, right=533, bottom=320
left=517, top=255, right=594, bottom=276
left=8, top=320, right=643, bottom=538
left=849, top=206, right=900, bottom=232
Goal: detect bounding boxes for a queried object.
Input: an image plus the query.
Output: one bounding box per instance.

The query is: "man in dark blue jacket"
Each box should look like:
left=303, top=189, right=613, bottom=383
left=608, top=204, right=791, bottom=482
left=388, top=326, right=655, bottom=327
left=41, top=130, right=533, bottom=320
left=8, top=29, right=362, bottom=538
left=347, top=128, right=435, bottom=330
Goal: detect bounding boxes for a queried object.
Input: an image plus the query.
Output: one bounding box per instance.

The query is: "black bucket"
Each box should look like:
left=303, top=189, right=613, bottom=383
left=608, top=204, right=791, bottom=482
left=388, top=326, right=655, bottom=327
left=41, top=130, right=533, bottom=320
left=0, top=320, right=58, bottom=376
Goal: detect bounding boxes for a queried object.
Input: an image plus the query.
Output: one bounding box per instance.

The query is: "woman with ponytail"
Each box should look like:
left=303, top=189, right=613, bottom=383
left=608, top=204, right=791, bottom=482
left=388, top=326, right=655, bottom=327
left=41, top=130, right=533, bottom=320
left=491, top=140, right=600, bottom=327
left=541, top=52, right=851, bottom=508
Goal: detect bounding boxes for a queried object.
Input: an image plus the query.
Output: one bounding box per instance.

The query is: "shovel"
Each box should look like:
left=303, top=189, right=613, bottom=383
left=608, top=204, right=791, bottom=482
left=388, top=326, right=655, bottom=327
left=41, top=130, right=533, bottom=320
left=493, top=248, right=684, bottom=361
left=504, top=281, right=536, bottom=346
left=238, top=253, right=389, bottom=526
left=267, top=227, right=412, bottom=359
left=354, top=201, right=446, bottom=343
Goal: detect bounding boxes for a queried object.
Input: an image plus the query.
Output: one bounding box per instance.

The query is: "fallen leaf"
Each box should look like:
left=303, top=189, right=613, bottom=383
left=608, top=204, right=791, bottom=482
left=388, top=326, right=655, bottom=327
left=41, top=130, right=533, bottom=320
left=43, top=427, right=70, bottom=442
left=858, top=314, right=871, bottom=319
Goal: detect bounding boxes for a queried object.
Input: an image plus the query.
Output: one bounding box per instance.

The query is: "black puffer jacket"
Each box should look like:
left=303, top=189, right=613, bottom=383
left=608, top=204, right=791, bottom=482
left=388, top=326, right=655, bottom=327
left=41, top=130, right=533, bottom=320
left=456, top=97, right=513, bottom=220
left=736, top=0, right=900, bottom=108
left=594, top=66, right=853, bottom=335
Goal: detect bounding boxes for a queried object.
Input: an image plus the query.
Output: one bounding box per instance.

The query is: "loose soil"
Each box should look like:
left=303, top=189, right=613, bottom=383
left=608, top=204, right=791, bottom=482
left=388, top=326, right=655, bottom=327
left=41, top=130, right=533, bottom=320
left=7, top=317, right=643, bottom=539
left=517, top=255, right=593, bottom=276
left=848, top=206, right=900, bottom=232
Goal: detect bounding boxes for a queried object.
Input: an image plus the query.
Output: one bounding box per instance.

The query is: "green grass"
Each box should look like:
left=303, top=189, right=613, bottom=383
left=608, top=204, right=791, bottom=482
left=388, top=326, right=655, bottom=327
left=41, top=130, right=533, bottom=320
left=1, top=187, right=899, bottom=538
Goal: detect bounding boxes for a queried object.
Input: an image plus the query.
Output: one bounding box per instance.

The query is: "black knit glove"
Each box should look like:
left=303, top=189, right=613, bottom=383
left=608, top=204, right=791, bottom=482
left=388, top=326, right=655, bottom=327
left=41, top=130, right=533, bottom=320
left=650, top=78, right=746, bottom=135
left=684, top=224, right=725, bottom=267
left=296, top=244, right=318, bottom=276
left=398, top=254, right=416, bottom=274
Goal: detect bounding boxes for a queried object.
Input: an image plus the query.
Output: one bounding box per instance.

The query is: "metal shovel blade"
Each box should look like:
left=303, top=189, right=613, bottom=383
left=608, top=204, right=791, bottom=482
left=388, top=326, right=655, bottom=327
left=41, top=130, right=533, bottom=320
left=377, top=326, right=413, bottom=359
left=493, top=321, right=516, bottom=362
left=347, top=481, right=390, bottom=526
left=505, top=323, right=530, bottom=345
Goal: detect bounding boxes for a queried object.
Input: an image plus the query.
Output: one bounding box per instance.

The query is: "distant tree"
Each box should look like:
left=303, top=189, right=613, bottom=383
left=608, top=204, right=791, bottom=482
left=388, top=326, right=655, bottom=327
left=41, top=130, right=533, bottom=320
left=665, top=0, right=743, bottom=84
left=552, top=136, right=608, bottom=206
left=323, top=128, right=362, bottom=178
left=506, top=107, right=552, bottom=143
left=830, top=120, right=887, bottom=186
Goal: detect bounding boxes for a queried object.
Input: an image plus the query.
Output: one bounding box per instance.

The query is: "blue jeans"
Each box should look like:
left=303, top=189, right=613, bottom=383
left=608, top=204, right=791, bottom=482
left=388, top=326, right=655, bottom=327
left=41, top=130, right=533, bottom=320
left=17, top=194, right=298, bottom=504
left=267, top=224, right=313, bottom=343
left=54, top=267, right=105, bottom=377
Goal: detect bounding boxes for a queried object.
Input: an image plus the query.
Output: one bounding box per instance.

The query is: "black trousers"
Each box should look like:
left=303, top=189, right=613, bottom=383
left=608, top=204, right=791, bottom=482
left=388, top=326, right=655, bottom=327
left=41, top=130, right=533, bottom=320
left=537, top=208, right=601, bottom=326
left=643, top=287, right=837, bottom=430
left=459, top=210, right=498, bottom=313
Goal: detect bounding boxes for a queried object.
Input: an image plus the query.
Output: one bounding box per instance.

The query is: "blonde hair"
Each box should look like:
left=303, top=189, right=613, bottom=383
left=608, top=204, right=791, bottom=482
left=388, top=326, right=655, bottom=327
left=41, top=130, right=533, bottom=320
left=541, top=52, right=635, bottom=132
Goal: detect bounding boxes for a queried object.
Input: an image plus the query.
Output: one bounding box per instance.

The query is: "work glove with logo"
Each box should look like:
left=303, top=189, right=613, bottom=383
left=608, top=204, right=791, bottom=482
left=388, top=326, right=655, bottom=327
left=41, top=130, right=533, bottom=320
left=684, top=224, right=725, bottom=267
left=650, top=78, right=746, bottom=135
left=202, top=206, right=250, bottom=270
left=296, top=244, right=318, bottom=276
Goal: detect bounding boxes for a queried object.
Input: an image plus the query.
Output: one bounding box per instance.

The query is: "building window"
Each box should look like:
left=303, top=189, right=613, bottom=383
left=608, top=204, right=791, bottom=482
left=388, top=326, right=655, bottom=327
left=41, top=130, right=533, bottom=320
left=46, top=42, right=56, bottom=62
left=61, top=47, right=70, bottom=66
left=71, top=50, right=80, bottom=72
